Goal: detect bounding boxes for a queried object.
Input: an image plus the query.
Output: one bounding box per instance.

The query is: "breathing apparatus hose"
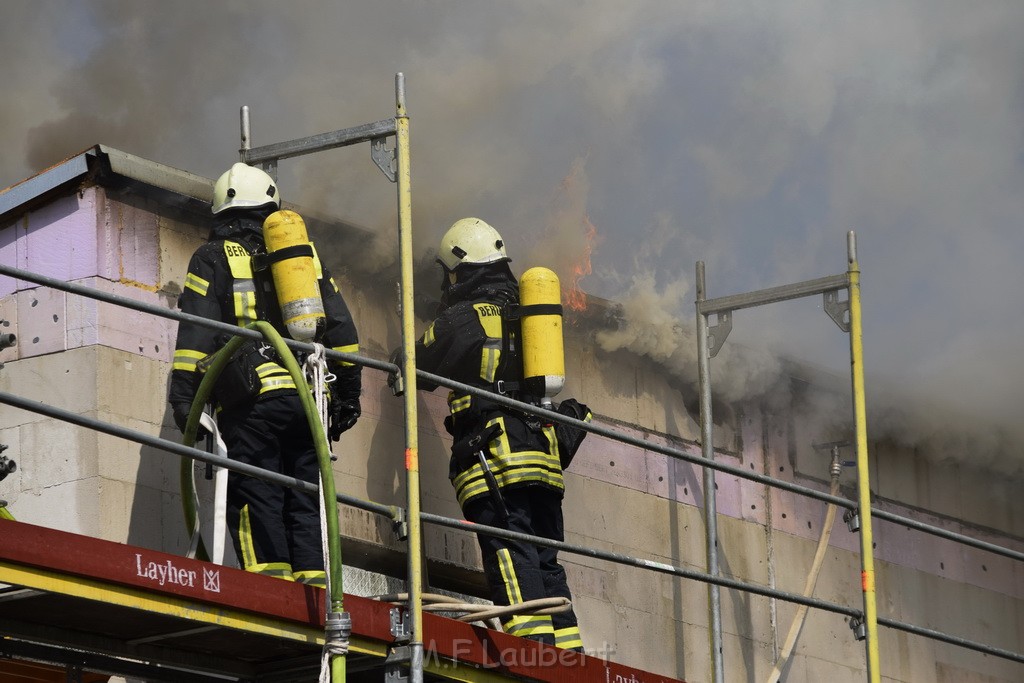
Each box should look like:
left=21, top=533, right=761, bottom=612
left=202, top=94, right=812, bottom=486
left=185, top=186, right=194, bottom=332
left=178, top=321, right=348, bottom=682
left=766, top=471, right=842, bottom=683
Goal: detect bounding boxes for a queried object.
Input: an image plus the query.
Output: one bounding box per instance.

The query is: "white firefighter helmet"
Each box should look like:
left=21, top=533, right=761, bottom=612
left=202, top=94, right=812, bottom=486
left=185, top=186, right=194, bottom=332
left=437, top=217, right=509, bottom=271
left=212, top=163, right=280, bottom=215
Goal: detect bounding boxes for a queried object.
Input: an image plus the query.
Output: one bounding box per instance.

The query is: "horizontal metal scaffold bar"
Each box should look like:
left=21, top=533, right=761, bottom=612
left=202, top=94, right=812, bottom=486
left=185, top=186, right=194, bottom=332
left=242, top=119, right=398, bottom=165
left=699, top=273, right=850, bottom=316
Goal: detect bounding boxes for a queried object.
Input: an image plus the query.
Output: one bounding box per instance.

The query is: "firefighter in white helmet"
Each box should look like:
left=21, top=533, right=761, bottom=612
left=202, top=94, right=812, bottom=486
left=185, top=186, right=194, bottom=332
left=395, top=217, right=591, bottom=651
left=168, top=162, right=362, bottom=587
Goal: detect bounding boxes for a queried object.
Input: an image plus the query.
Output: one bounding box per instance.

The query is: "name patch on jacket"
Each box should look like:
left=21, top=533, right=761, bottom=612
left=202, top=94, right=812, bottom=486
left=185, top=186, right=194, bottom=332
left=225, top=243, right=249, bottom=258
left=474, top=303, right=504, bottom=340
left=476, top=304, right=502, bottom=318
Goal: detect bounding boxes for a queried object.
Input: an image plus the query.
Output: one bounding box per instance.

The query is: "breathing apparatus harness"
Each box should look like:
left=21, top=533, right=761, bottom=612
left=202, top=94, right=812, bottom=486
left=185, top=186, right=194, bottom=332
left=205, top=211, right=330, bottom=410
left=446, top=266, right=591, bottom=508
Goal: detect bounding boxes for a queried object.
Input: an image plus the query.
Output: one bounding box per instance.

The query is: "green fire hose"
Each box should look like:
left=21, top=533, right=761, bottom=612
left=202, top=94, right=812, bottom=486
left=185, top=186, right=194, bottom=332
left=178, top=321, right=347, bottom=681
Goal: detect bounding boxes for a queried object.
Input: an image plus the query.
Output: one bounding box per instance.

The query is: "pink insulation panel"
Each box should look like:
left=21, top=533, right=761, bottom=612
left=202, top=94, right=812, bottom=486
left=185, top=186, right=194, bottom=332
left=2, top=191, right=99, bottom=297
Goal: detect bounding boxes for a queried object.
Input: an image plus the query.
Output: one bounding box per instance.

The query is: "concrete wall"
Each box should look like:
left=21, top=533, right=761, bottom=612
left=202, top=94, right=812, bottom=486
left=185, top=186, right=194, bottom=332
left=1, top=183, right=1022, bottom=683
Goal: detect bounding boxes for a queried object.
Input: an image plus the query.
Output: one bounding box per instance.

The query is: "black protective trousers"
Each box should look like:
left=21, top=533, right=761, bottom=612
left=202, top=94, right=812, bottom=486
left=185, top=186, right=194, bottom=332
left=463, top=487, right=583, bottom=651
left=217, top=393, right=325, bottom=585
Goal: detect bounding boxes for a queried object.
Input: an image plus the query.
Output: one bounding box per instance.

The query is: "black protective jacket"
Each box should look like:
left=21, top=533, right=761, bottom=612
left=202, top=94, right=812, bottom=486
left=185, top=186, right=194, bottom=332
left=168, top=213, right=360, bottom=412
left=415, top=266, right=564, bottom=507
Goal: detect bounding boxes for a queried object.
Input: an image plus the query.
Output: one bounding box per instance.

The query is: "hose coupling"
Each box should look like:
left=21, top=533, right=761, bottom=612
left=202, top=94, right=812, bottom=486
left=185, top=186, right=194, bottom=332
left=324, top=611, right=352, bottom=655
left=830, top=456, right=842, bottom=479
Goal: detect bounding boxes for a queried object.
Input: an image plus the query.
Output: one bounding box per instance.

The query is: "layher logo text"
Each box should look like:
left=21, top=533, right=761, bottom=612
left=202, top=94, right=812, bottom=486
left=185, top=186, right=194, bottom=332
left=134, top=553, right=221, bottom=593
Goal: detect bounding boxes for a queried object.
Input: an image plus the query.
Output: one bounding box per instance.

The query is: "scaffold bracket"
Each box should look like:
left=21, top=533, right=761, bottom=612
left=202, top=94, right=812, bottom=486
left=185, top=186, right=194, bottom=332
left=392, top=507, right=408, bottom=541
left=372, top=137, right=398, bottom=182
left=844, top=508, right=861, bottom=532
left=823, top=289, right=851, bottom=332
left=707, top=310, right=732, bottom=358
left=390, top=606, right=411, bottom=642
left=385, top=645, right=411, bottom=683
left=848, top=615, right=867, bottom=641
left=256, top=159, right=278, bottom=182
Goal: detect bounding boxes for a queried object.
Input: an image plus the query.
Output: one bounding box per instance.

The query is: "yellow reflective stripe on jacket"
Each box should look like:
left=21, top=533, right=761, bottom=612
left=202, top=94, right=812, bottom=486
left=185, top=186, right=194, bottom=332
left=448, top=393, right=471, bottom=414
left=331, top=342, right=359, bottom=367
left=423, top=322, right=436, bottom=347
left=255, top=362, right=297, bottom=393
left=233, top=287, right=258, bottom=323
left=173, top=348, right=206, bottom=372
left=451, top=415, right=564, bottom=505
left=542, top=423, right=561, bottom=463
left=310, top=243, right=324, bottom=279
left=490, top=417, right=511, bottom=455
left=473, top=303, right=503, bottom=382
left=454, top=456, right=565, bottom=493
left=454, top=456, right=564, bottom=507
left=224, top=241, right=257, bottom=324
left=455, top=466, right=564, bottom=507
left=184, top=272, right=209, bottom=296
left=480, top=341, right=500, bottom=383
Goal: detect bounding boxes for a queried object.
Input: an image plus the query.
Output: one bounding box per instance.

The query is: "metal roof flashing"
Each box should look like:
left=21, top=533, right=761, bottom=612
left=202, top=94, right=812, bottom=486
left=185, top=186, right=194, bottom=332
left=0, top=145, right=215, bottom=225
left=99, top=144, right=213, bottom=203
left=1, top=145, right=379, bottom=243
left=0, top=147, right=96, bottom=221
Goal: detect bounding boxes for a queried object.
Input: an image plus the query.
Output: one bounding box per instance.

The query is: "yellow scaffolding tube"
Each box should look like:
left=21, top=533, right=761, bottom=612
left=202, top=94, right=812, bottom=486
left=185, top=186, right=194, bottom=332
left=394, top=73, right=426, bottom=681
left=847, top=233, right=880, bottom=683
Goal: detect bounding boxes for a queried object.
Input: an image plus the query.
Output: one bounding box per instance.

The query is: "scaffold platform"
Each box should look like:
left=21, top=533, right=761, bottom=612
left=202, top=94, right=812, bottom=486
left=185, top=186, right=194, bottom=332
left=0, top=518, right=684, bottom=683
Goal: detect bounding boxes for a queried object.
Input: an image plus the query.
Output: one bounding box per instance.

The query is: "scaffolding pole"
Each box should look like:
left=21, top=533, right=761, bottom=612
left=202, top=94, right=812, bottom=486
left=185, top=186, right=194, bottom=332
left=695, top=262, right=724, bottom=683
left=847, top=233, right=881, bottom=682
left=394, top=73, right=425, bottom=683
left=236, top=74, right=420, bottom=682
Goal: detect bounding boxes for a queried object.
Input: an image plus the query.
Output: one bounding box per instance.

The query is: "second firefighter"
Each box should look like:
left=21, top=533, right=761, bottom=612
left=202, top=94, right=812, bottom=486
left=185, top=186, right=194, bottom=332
left=403, top=217, right=591, bottom=651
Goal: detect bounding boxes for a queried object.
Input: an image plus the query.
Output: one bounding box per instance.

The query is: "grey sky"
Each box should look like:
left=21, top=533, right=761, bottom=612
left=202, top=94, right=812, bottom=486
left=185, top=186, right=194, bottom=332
left=3, top=2, right=1023, bottom=472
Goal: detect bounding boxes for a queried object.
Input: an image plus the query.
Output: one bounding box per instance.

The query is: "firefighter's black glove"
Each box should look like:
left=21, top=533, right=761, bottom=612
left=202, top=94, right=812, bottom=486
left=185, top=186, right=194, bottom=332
left=554, top=398, right=592, bottom=470
left=387, top=347, right=404, bottom=397
left=329, top=398, right=360, bottom=441
left=171, top=402, right=210, bottom=443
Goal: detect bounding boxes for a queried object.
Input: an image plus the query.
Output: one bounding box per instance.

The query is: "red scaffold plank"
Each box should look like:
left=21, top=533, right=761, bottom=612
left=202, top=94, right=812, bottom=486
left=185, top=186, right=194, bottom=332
left=0, top=519, right=684, bottom=683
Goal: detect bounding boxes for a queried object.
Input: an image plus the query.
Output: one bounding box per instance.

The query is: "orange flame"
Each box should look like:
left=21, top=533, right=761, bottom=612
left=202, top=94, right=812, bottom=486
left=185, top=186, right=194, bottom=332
left=564, top=214, right=597, bottom=312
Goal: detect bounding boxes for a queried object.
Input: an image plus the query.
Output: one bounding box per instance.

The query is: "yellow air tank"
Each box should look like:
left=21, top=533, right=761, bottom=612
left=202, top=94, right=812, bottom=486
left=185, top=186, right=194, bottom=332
left=262, top=210, right=325, bottom=342
left=520, top=266, right=565, bottom=406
